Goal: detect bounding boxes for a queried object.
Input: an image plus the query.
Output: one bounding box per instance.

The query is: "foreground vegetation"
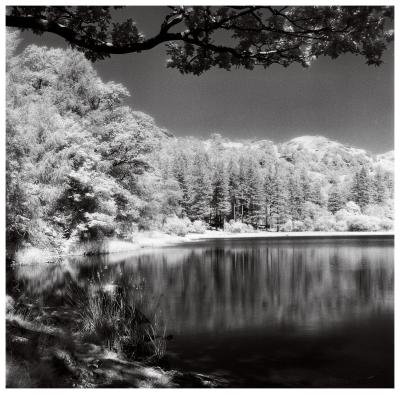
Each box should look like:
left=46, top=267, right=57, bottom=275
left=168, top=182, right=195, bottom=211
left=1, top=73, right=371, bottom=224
left=6, top=284, right=224, bottom=388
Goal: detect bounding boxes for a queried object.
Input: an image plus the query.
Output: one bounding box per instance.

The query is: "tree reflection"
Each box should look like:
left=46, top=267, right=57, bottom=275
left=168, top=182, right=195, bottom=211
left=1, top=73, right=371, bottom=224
left=10, top=239, right=394, bottom=334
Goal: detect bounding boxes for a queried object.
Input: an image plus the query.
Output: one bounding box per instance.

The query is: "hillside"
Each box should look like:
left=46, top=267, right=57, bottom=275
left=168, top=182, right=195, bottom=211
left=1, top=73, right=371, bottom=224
left=208, top=134, right=392, bottom=176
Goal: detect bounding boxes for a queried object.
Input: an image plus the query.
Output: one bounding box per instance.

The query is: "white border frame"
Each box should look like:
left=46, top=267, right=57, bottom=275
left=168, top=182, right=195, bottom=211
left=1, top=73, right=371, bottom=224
left=1, top=1, right=397, bottom=393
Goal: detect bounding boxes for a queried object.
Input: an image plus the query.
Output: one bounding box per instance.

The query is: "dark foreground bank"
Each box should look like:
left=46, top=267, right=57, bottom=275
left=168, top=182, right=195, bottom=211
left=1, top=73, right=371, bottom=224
left=6, top=236, right=394, bottom=388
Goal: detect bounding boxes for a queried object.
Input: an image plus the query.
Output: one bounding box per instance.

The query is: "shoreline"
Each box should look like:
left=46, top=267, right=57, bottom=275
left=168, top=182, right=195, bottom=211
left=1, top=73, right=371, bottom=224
left=184, top=230, right=394, bottom=242
left=11, top=230, right=394, bottom=266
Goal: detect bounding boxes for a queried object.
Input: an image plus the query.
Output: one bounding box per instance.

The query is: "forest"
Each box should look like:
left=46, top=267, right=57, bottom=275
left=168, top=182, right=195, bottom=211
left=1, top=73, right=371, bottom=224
left=6, top=30, right=394, bottom=258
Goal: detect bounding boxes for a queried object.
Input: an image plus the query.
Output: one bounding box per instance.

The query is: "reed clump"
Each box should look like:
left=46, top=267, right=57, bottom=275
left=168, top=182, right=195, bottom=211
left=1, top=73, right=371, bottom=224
left=71, top=285, right=167, bottom=361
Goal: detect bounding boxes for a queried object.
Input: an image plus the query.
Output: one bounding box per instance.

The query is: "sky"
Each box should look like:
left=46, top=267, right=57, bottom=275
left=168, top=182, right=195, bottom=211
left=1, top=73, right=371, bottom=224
left=16, top=6, right=394, bottom=153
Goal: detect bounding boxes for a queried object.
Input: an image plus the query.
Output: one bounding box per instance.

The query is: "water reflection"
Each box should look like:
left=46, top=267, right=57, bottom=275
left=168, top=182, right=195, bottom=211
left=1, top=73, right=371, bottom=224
left=10, top=237, right=394, bottom=335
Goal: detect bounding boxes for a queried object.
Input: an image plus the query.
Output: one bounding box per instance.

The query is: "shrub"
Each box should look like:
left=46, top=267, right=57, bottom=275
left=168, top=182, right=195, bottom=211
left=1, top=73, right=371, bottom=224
left=334, top=220, right=348, bottom=231
left=363, top=204, right=385, bottom=218
left=344, top=201, right=362, bottom=215
left=116, top=221, right=139, bottom=239
left=280, top=220, right=293, bottom=232
left=292, top=220, right=305, bottom=232
left=162, top=216, right=191, bottom=236
left=137, top=217, right=162, bottom=232
left=66, top=239, right=139, bottom=256
left=65, top=238, right=109, bottom=256
left=224, top=220, right=254, bottom=233
left=383, top=199, right=394, bottom=220
left=379, top=218, right=393, bottom=231
left=335, top=209, right=349, bottom=222
left=303, top=217, right=314, bottom=231
left=347, top=215, right=380, bottom=231
left=14, top=247, right=56, bottom=264
left=314, top=215, right=335, bottom=231
left=189, top=220, right=207, bottom=234
left=335, top=202, right=362, bottom=223
left=301, top=201, right=330, bottom=221
left=83, top=212, right=116, bottom=239
left=24, top=218, right=65, bottom=253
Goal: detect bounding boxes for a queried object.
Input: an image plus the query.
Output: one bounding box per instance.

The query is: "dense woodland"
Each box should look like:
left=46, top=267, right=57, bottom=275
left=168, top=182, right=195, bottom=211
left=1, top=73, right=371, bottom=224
left=6, top=31, right=394, bottom=255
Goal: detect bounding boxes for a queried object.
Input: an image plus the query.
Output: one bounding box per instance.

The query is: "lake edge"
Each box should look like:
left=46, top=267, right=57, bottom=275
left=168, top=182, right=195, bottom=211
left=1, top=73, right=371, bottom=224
left=11, top=231, right=394, bottom=266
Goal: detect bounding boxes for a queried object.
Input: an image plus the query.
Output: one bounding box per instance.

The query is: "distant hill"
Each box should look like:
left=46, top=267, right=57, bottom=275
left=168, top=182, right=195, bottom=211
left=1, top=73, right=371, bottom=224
left=279, top=135, right=393, bottom=174
left=202, top=134, right=394, bottom=178
left=190, top=133, right=394, bottom=206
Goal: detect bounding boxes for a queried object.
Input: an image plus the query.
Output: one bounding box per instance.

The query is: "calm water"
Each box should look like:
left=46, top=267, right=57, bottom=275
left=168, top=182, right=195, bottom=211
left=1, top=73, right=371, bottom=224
left=7, top=236, right=394, bottom=387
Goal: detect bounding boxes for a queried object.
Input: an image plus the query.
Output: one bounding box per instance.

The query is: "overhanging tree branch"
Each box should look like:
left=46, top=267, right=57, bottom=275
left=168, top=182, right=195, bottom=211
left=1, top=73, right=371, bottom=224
left=6, top=6, right=394, bottom=73
left=6, top=14, right=182, bottom=55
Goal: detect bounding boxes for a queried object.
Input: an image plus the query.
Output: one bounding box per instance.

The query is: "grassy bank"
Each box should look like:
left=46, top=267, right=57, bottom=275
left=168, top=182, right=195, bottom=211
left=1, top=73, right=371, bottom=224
left=6, top=292, right=225, bottom=388
left=11, top=232, right=187, bottom=265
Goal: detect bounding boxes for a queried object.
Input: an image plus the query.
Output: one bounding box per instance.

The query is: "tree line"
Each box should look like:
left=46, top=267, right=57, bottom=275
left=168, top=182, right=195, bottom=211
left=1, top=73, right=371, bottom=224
left=153, top=137, right=393, bottom=232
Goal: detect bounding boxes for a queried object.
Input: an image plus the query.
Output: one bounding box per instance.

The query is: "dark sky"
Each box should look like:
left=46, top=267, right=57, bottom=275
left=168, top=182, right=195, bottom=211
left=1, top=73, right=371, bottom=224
left=16, top=6, right=394, bottom=153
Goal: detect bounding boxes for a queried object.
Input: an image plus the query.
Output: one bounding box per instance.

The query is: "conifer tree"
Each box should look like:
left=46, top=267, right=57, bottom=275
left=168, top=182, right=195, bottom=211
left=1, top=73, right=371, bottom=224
left=172, top=153, right=191, bottom=216
left=352, top=166, right=372, bottom=208
left=227, top=159, right=239, bottom=221
left=308, top=180, right=325, bottom=207
left=263, top=170, right=274, bottom=230
left=372, top=169, right=388, bottom=204
left=187, top=152, right=212, bottom=221
left=236, top=157, right=248, bottom=221
left=245, top=162, right=265, bottom=226
left=265, top=165, right=289, bottom=231
left=211, top=161, right=231, bottom=228
left=300, top=168, right=312, bottom=202
left=328, top=185, right=345, bottom=213
left=385, top=173, right=394, bottom=199
left=288, top=170, right=304, bottom=220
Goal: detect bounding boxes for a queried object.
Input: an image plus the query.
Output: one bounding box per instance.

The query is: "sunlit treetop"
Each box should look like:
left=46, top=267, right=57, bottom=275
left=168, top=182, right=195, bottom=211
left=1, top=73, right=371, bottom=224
left=7, top=5, right=394, bottom=75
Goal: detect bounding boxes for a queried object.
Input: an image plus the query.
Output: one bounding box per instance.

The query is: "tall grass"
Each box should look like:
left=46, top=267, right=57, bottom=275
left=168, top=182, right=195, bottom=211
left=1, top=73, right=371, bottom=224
left=70, top=284, right=167, bottom=361
left=145, top=312, right=167, bottom=360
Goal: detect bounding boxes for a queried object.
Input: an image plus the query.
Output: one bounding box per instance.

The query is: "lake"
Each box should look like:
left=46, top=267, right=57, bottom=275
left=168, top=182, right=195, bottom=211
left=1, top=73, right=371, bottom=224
left=7, top=236, right=394, bottom=388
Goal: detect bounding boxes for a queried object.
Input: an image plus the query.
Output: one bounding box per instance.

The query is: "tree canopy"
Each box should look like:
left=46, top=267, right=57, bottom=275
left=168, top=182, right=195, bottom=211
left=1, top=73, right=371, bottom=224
left=7, top=6, right=394, bottom=75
